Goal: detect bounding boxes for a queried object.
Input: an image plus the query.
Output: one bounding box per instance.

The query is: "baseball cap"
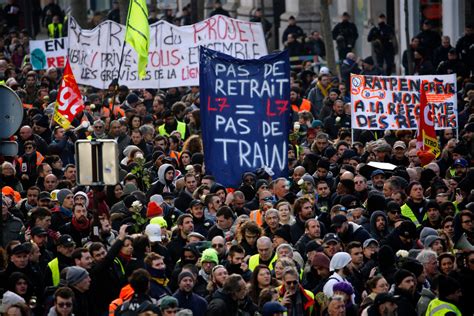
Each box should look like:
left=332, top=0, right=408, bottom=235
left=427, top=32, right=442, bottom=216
left=363, top=238, right=379, bottom=248
left=393, top=141, right=406, bottom=149
left=323, top=233, right=341, bottom=244
left=189, top=199, right=204, bottom=208
left=144, top=224, right=162, bottom=242
left=57, top=234, right=75, bottom=247
left=453, top=158, right=468, bottom=168
left=39, top=191, right=52, bottom=201
left=11, top=244, right=29, bottom=255
left=371, top=169, right=385, bottom=178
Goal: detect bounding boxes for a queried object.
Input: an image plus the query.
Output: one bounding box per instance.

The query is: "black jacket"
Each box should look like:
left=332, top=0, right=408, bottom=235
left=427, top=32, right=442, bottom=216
left=89, top=238, right=124, bottom=316
left=206, top=290, right=239, bottom=316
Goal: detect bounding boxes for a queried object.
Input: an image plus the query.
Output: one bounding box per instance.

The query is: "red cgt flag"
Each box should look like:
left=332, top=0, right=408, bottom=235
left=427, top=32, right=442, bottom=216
left=54, top=60, right=84, bottom=129
left=416, top=81, right=440, bottom=165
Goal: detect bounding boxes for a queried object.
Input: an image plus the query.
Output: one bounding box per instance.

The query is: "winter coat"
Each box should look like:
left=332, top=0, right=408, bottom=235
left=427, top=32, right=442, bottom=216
left=173, top=290, right=208, bottom=316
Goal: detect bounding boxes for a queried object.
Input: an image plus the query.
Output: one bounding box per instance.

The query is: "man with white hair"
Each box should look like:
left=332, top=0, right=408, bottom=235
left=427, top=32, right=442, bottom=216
left=416, top=249, right=438, bottom=284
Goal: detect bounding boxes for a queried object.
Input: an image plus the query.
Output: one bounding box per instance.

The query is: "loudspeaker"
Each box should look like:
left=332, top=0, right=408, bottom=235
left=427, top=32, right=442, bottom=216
left=0, top=85, right=23, bottom=156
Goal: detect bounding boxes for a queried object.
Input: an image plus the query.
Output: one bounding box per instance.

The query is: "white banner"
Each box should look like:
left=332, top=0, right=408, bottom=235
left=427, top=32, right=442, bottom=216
left=350, top=74, right=457, bottom=130
left=67, top=15, right=268, bottom=89
left=30, top=37, right=68, bottom=70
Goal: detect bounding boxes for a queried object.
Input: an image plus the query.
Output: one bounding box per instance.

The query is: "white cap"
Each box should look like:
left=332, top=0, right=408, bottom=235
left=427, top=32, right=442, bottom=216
left=145, top=223, right=162, bottom=242
left=319, top=66, right=330, bottom=75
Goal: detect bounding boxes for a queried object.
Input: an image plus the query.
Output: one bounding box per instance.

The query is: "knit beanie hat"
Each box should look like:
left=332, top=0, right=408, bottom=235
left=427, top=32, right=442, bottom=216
left=200, top=248, right=219, bottom=265
left=329, top=252, right=352, bottom=271
left=178, top=271, right=194, bottom=284
left=419, top=227, right=438, bottom=244
left=57, top=189, right=73, bottom=205
left=158, top=296, right=179, bottom=310
left=423, top=235, right=442, bottom=249
left=66, top=266, right=89, bottom=286
left=311, top=252, right=330, bottom=269
left=394, top=269, right=414, bottom=286
left=333, top=281, right=354, bottom=295
left=147, top=201, right=163, bottom=218
left=74, top=191, right=89, bottom=207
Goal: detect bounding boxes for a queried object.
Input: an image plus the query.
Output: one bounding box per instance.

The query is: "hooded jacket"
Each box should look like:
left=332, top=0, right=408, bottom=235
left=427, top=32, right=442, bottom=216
left=369, top=211, right=389, bottom=239
left=146, top=164, right=176, bottom=198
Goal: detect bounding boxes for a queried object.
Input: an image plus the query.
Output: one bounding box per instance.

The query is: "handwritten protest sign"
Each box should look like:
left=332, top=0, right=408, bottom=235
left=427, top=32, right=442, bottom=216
left=200, top=47, right=290, bottom=187
left=350, top=74, right=457, bottom=130
left=30, top=37, right=68, bottom=70
left=67, top=15, right=267, bottom=89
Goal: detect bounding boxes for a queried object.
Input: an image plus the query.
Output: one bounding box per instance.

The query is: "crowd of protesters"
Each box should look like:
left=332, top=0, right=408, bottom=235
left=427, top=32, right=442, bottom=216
left=1, top=1, right=474, bottom=316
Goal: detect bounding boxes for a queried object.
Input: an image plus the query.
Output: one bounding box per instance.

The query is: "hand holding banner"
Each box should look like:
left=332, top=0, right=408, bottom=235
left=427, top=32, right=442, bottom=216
left=54, top=60, right=84, bottom=129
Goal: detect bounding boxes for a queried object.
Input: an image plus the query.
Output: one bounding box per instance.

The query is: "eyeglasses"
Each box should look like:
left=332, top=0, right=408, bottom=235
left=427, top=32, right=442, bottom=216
left=57, top=302, right=73, bottom=308
left=212, top=244, right=224, bottom=248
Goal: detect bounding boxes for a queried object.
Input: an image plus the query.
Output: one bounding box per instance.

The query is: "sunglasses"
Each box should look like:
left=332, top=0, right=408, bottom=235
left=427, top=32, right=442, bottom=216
left=212, top=244, right=224, bottom=248
left=389, top=210, right=401, bottom=214
left=57, top=302, right=72, bottom=308
left=285, top=280, right=298, bottom=286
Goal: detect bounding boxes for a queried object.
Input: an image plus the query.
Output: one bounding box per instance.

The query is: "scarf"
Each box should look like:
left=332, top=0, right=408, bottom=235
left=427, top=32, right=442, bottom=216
left=71, top=217, right=90, bottom=232
left=118, top=252, right=132, bottom=262
left=147, top=266, right=169, bottom=286
left=317, top=81, right=332, bottom=98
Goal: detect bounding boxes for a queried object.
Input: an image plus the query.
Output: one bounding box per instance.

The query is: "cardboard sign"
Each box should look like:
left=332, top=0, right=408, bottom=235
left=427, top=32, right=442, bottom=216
left=30, top=37, right=68, bottom=70
left=350, top=74, right=457, bottom=130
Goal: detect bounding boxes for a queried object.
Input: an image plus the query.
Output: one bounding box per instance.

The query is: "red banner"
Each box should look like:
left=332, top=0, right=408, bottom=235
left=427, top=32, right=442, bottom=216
left=417, top=81, right=440, bottom=165
left=54, top=60, right=84, bottom=129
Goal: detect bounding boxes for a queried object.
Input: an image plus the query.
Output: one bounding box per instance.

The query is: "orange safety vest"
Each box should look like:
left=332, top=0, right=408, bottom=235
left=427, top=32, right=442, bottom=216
left=292, top=98, right=311, bottom=113
left=109, top=284, right=134, bottom=316
left=249, top=209, right=264, bottom=227
left=17, top=151, right=44, bottom=169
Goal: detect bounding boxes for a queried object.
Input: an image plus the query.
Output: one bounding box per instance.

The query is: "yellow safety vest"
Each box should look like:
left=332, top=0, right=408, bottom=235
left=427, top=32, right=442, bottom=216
left=248, top=253, right=278, bottom=271
left=47, top=258, right=60, bottom=286
left=48, top=23, right=63, bottom=38
left=425, top=298, right=462, bottom=316
left=114, top=257, right=125, bottom=276
left=401, top=203, right=427, bottom=228
left=158, top=121, right=186, bottom=139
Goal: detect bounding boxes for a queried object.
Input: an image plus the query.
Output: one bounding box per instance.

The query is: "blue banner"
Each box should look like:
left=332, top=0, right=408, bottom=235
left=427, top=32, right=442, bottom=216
left=200, top=47, right=290, bottom=187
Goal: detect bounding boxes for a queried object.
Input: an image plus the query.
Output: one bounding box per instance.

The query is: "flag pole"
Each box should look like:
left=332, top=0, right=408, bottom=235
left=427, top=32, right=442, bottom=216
left=116, top=0, right=133, bottom=84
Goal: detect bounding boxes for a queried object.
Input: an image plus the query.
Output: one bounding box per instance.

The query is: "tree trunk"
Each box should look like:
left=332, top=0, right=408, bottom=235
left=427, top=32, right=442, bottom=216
left=405, top=0, right=413, bottom=75
left=320, top=0, right=336, bottom=74
left=119, top=0, right=130, bottom=25
left=70, top=0, right=87, bottom=28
